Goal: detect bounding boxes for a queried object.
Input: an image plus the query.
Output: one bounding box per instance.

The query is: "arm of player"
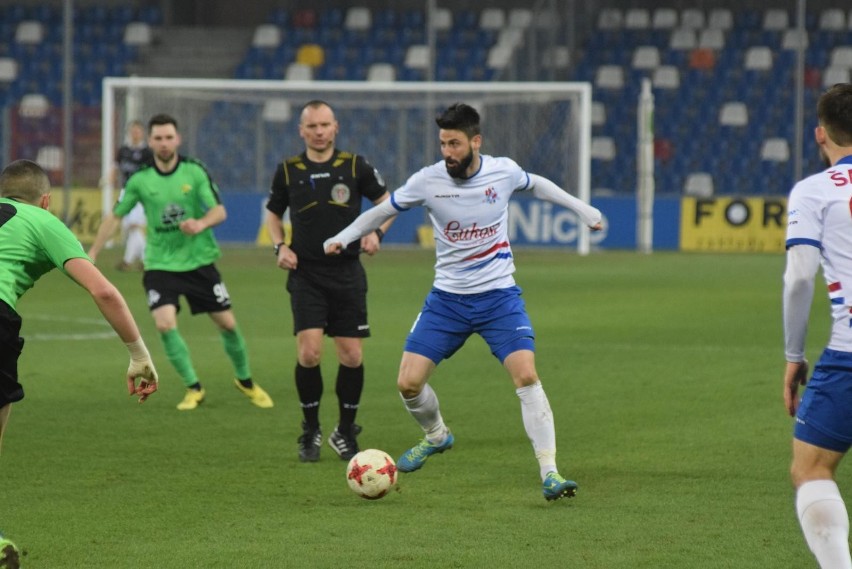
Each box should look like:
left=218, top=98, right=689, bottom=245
left=360, top=193, right=398, bottom=255
left=782, top=244, right=820, bottom=416
left=528, top=174, right=602, bottom=230
left=180, top=204, right=226, bottom=235
left=87, top=212, right=122, bottom=263
left=64, top=258, right=159, bottom=402
left=325, top=198, right=398, bottom=255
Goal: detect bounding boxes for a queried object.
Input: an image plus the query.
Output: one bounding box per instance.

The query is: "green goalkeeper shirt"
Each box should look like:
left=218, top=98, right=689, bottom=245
left=116, top=156, right=222, bottom=272
left=0, top=197, right=89, bottom=311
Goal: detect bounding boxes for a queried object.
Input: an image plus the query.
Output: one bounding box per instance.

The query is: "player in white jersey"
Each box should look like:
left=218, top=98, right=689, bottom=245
left=324, top=103, right=602, bottom=501
left=783, top=83, right=852, bottom=568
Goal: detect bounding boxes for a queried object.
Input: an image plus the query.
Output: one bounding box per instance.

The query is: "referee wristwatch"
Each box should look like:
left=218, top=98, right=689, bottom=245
left=273, top=242, right=286, bottom=255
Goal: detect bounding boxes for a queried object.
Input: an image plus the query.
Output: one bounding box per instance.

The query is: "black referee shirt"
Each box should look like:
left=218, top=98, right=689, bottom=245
left=266, top=150, right=387, bottom=263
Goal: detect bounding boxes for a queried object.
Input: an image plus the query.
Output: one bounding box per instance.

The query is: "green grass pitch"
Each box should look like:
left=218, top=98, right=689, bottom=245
left=1, top=246, right=836, bottom=568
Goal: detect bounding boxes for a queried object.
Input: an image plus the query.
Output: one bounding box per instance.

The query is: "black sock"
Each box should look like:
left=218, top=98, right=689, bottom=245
left=335, top=364, right=364, bottom=429
left=295, top=364, right=323, bottom=428
left=188, top=382, right=203, bottom=391
left=237, top=377, right=253, bottom=389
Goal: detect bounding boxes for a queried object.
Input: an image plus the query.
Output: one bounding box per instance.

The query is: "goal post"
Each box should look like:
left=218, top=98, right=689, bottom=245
left=102, top=78, right=593, bottom=254
left=636, top=78, right=655, bottom=254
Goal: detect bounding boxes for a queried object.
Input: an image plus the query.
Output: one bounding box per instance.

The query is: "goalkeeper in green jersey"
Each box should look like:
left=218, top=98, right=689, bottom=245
left=0, top=159, right=158, bottom=455
left=89, top=113, right=272, bottom=411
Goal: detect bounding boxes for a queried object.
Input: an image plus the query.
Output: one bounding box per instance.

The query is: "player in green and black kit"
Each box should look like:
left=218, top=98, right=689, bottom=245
left=265, top=100, right=393, bottom=462
left=90, top=114, right=272, bottom=411
left=0, top=160, right=158, bottom=566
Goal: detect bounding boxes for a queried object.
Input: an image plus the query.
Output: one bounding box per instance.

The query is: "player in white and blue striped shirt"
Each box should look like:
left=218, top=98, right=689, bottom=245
left=325, top=103, right=601, bottom=501
left=783, top=83, right=852, bottom=568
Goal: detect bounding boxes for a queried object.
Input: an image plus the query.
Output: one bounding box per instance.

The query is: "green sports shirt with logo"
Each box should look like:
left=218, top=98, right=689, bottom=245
left=0, top=197, right=89, bottom=311
left=116, top=156, right=222, bottom=272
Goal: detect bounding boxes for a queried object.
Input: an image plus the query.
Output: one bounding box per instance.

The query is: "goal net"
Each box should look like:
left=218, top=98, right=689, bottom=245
left=102, top=78, right=593, bottom=253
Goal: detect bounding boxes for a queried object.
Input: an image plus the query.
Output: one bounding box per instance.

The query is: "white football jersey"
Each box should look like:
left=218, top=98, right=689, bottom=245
left=391, top=155, right=530, bottom=294
left=787, top=155, right=852, bottom=352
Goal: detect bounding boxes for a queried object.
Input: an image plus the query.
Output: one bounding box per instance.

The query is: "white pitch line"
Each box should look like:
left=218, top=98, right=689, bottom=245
left=26, top=314, right=115, bottom=341
left=29, top=332, right=118, bottom=340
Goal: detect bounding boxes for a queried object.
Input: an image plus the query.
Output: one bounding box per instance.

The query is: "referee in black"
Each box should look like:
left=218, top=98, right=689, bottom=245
left=265, top=100, right=393, bottom=463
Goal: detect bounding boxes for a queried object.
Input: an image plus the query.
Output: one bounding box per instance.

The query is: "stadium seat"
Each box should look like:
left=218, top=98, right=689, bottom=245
left=591, top=101, right=606, bottom=126
left=744, top=46, right=773, bottom=70
left=719, top=102, right=748, bottom=126
left=762, top=9, right=788, bottom=31
left=760, top=138, right=790, bottom=162
left=497, top=28, right=524, bottom=49
left=123, top=22, right=152, bottom=46
left=36, top=145, right=63, bottom=170
left=296, top=44, right=324, bottom=67
left=430, top=7, right=452, bottom=31
left=652, top=65, right=680, bottom=89
left=597, top=8, right=622, bottom=30
left=680, top=9, right=705, bottom=29
left=0, top=58, right=18, bottom=82
left=15, top=21, right=44, bottom=44
left=698, top=29, right=725, bottom=50
left=670, top=28, right=697, bottom=50
left=292, top=9, right=317, bottom=28
left=479, top=8, right=505, bottom=30
left=344, top=7, right=371, bottom=30
left=624, top=9, right=650, bottom=29
left=19, top=93, right=49, bottom=117
left=285, top=63, right=313, bottom=81
left=595, top=65, right=624, bottom=89
left=818, top=9, right=845, bottom=31
left=404, top=45, right=430, bottom=69
left=823, top=66, right=851, bottom=87
left=688, top=47, right=716, bottom=71
left=372, top=8, right=395, bottom=29
left=487, top=45, right=514, bottom=69
left=261, top=99, right=291, bottom=122
left=507, top=8, right=532, bottom=29
left=252, top=24, right=281, bottom=48
left=782, top=30, right=808, bottom=50
left=632, top=46, right=660, bottom=69
left=652, top=8, right=678, bottom=29
left=684, top=172, right=714, bottom=197
left=591, top=136, right=616, bottom=160
left=708, top=9, right=733, bottom=30
left=534, top=9, right=561, bottom=30
left=830, top=46, right=852, bottom=67
left=543, top=46, right=570, bottom=70
left=367, top=62, right=395, bottom=81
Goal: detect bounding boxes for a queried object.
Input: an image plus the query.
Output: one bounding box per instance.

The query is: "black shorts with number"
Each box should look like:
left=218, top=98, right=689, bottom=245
left=143, top=264, right=232, bottom=314
left=0, top=300, right=25, bottom=407
left=287, top=260, right=369, bottom=338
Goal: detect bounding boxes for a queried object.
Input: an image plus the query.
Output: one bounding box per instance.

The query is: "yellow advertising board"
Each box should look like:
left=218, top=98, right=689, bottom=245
left=47, top=187, right=105, bottom=244
left=680, top=197, right=787, bottom=253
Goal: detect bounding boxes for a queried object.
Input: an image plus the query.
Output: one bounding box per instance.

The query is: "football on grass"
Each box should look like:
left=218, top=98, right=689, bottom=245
left=346, top=449, right=397, bottom=500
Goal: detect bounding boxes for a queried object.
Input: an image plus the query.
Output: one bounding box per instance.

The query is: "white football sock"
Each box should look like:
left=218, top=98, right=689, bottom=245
left=516, top=381, right=558, bottom=481
left=796, top=480, right=852, bottom=569
left=124, top=229, right=146, bottom=264
left=401, top=384, right=448, bottom=444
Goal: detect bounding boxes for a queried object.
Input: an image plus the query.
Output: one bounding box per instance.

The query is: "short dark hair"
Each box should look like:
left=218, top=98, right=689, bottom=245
left=302, top=99, right=333, bottom=112
left=148, top=113, right=178, bottom=133
left=818, top=83, right=852, bottom=147
left=435, top=103, right=481, bottom=138
left=0, top=159, right=50, bottom=204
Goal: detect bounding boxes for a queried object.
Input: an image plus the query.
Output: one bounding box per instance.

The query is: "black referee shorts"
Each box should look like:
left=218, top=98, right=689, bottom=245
left=286, top=260, right=370, bottom=338
left=143, top=264, right=232, bottom=315
left=0, top=300, right=25, bottom=407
